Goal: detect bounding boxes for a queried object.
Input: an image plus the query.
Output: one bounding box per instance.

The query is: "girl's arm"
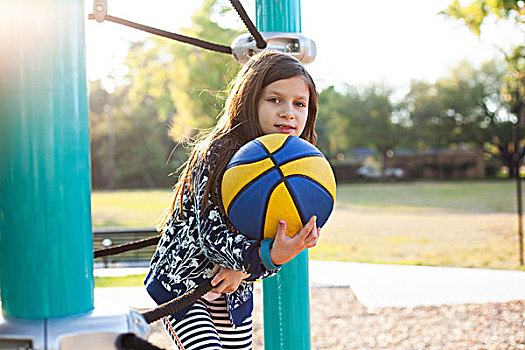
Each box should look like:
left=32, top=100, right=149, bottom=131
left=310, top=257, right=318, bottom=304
left=194, top=162, right=274, bottom=279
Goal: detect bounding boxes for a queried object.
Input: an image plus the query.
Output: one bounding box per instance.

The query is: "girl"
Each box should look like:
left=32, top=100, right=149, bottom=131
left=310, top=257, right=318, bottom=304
left=145, top=51, right=320, bottom=350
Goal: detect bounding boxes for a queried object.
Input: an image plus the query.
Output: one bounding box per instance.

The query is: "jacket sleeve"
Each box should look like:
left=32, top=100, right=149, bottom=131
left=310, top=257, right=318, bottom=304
left=193, top=160, right=280, bottom=279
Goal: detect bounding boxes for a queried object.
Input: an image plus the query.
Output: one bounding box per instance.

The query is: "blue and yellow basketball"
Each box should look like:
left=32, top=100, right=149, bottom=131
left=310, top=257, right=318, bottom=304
left=221, top=133, right=336, bottom=241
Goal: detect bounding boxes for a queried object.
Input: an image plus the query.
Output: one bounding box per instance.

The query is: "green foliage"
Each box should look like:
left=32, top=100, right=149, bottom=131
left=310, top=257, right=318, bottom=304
left=89, top=81, right=178, bottom=189
left=443, top=0, right=524, bottom=36
left=316, top=86, right=352, bottom=155
left=127, top=0, right=242, bottom=141
left=443, top=0, right=525, bottom=179
left=89, top=0, right=244, bottom=189
left=403, top=59, right=524, bottom=175
left=317, top=84, right=404, bottom=171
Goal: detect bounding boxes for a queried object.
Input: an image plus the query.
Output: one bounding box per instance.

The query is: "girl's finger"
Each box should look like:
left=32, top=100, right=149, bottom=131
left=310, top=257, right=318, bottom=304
left=304, top=218, right=318, bottom=239
left=210, top=264, right=220, bottom=276
left=306, top=239, right=318, bottom=248
left=211, top=269, right=225, bottom=287
left=298, top=216, right=316, bottom=239
left=305, top=231, right=318, bottom=245
left=276, top=220, right=287, bottom=240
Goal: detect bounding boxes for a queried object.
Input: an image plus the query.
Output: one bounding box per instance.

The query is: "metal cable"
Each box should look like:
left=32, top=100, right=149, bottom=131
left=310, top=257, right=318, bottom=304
left=228, top=0, right=267, bottom=49
left=88, top=14, right=232, bottom=54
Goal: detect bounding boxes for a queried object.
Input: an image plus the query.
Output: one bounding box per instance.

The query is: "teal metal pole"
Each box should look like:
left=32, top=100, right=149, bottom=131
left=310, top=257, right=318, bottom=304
left=256, top=0, right=301, bottom=32
left=257, top=1, right=311, bottom=349
left=0, top=0, right=94, bottom=319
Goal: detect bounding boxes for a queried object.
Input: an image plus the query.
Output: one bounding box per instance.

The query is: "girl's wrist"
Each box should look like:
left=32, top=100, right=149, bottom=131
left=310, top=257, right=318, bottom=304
left=260, top=239, right=281, bottom=270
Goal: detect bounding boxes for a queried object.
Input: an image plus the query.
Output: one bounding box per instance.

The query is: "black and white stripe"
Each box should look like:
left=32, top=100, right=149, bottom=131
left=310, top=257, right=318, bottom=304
left=163, top=296, right=253, bottom=350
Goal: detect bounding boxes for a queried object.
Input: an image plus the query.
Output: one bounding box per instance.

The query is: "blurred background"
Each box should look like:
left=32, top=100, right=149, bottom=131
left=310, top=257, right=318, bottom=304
left=86, top=0, right=525, bottom=271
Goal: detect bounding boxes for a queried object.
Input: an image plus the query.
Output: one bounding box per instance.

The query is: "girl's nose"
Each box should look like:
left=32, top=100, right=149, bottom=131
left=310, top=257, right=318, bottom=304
left=280, top=103, right=294, bottom=119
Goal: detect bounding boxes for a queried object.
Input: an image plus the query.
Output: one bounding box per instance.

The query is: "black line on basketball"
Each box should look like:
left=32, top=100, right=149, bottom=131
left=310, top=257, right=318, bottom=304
left=226, top=165, right=278, bottom=214
left=282, top=177, right=306, bottom=225
left=260, top=177, right=285, bottom=240
left=277, top=153, right=324, bottom=167
left=227, top=155, right=269, bottom=170
left=270, top=135, right=292, bottom=155
left=254, top=139, right=271, bottom=156
left=284, top=174, right=335, bottom=202
left=226, top=142, right=271, bottom=170
left=270, top=159, right=305, bottom=225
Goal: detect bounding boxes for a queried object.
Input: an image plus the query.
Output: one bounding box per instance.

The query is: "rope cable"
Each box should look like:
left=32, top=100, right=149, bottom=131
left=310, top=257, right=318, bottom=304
left=140, top=278, right=214, bottom=324
left=228, top=0, right=267, bottom=49
left=88, top=0, right=267, bottom=55
left=94, top=235, right=161, bottom=258
left=87, top=14, right=232, bottom=54
left=116, top=333, right=165, bottom=350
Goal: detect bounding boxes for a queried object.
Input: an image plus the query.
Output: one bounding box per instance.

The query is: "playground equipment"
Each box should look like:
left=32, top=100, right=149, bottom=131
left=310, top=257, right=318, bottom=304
left=0, top=0, right=316, bottom=349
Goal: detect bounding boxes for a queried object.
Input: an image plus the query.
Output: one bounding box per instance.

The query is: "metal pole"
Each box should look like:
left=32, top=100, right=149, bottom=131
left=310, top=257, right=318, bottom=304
left=514, top=113, right=524, bottom=266
left=256, top=1, right=311, bottom=349
left=0, top=0, right=94, bottom=318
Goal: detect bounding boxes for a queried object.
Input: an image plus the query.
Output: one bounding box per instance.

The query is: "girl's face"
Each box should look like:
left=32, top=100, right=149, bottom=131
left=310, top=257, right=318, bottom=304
left=257, top=76, right=309, bottom=137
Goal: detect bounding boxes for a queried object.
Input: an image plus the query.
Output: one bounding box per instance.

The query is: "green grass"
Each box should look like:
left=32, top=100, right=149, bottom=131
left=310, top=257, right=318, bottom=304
left=336, top=180, right=516, bottom=213
left=92, top=179, right=525, bottom=272
left=95, top=274, right=146, bottom=288
left=92, top=189, right=173, bottom=227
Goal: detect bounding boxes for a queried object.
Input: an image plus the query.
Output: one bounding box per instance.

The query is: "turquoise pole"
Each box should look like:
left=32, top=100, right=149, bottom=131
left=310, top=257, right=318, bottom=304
left=256, top=0, right=301, bottom=32
left=256, top=1, right=311, bottom=349
left=0, top=0, right=94, bottom=318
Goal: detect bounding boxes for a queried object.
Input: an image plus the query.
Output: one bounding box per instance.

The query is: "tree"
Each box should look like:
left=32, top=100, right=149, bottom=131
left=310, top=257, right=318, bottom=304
left=89, top=80, right=177, bottom=189
left=316, top=86, right=352, bottom=156
left=124, top=0, right=242, bottom=141
left=349, top=85, right=402, bottom=173
left=443, top=0, right=524, bottom=36
left=443, top=1, right=524, bottom=264
left=442, top=0, right=525, bottom=175
left=318, top=85, right=402, bottom=173
left=89, top=0, right=246, bottom=189
left=402, top=60, right=525, bottom=174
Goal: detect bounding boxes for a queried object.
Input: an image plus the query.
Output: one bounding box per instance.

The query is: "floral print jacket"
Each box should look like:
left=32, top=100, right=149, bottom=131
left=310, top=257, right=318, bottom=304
left=144, top=150, right=279, bottom=327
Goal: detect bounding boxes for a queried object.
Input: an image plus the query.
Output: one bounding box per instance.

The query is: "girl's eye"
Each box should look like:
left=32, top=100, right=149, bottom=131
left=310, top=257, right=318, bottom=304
left=268, top=97, right=280, bottom=103
left=295, top=101, right=307, bottom=108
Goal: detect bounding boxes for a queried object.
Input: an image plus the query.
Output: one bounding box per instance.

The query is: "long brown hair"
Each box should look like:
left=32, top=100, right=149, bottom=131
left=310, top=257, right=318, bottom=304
left=158, top=51, right=319, bottom=231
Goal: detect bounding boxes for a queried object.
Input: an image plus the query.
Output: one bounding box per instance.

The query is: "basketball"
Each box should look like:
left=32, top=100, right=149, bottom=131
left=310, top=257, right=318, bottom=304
left=221, top=133, right=336, bottom=241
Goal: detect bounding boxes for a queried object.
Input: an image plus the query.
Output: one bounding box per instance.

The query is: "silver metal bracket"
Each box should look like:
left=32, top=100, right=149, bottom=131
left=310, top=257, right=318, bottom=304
left=93, top=0, right=108, bottom=23
left=231, top=32, right=317, bottom=65
left=0, top=303, right=149, bottom=350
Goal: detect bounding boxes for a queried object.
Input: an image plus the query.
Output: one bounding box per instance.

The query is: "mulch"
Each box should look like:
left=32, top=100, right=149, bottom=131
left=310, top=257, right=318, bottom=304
left=147, top=287, right=525, bottom=349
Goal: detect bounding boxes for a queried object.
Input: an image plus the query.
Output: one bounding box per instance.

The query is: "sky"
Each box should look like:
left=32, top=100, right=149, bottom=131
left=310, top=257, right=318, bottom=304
left=85, top=0, right=522, bottom=93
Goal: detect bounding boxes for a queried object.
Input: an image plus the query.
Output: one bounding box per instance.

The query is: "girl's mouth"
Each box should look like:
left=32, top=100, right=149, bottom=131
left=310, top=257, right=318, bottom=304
left=275, top=125, right=295, bottom=134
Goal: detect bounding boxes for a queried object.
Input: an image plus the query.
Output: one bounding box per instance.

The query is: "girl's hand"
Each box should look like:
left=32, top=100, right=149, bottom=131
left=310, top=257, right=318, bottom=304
left=210, top=265, right=250, bottom=293
left=269, top=216, right=320, bottom=266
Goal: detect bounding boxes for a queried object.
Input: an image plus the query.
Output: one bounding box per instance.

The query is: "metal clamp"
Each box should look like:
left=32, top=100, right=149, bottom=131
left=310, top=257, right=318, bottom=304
left=93, top=0, right=107, bottom=23
left=231, top=32, right=317, bottom=65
